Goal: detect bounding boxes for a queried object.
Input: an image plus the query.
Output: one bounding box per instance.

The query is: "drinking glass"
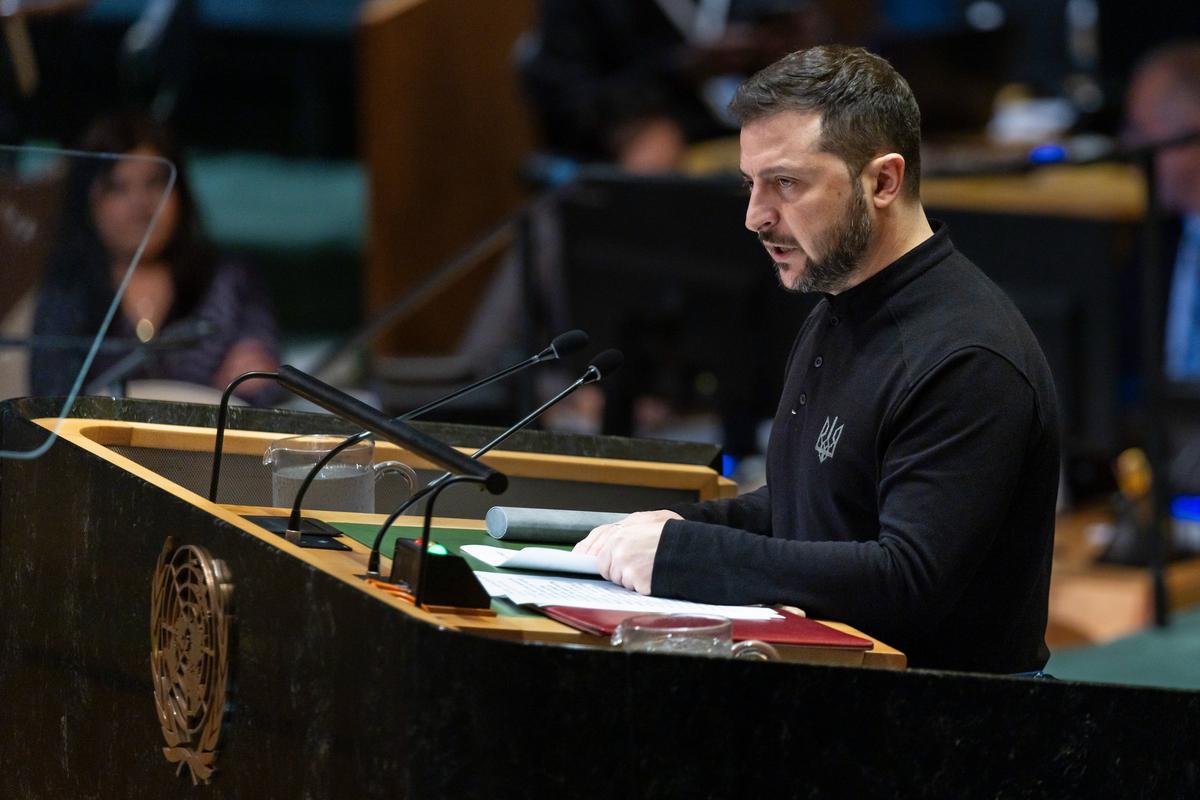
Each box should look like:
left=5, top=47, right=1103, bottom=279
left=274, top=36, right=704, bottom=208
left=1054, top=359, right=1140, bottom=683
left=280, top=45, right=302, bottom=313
left=612, top=614, right=779, bottom=660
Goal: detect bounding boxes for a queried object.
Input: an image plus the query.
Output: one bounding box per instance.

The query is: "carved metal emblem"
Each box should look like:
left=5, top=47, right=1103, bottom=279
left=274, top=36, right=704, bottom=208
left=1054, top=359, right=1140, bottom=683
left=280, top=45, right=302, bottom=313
left=150, top=538, right=233, bottom=785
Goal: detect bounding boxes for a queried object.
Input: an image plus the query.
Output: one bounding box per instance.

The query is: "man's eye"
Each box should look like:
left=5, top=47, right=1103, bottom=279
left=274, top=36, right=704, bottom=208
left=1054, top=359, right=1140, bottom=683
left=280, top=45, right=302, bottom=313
left=741, top=179, right=753, bottom=194
left=777, top=177, right=795, bottom=190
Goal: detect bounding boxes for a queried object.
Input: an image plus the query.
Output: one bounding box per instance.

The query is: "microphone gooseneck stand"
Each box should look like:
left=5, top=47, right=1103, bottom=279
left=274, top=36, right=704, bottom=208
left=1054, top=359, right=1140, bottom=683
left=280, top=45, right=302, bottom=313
left=277, top=330, right=588, bottom=536
left=409, top=474, right=488, bottom=607
left=368, top=349, right=624, bottom=579
left=206, top=365, right=507, bottom=549
left=208, top=370, right=279, bottom=502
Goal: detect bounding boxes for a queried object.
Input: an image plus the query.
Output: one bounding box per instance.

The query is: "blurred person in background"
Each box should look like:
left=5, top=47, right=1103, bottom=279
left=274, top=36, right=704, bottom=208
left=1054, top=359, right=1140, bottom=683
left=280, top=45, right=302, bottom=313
left=1125, top=40, right=1200, bottom=381
left=519, top=0, right=862, bottom=173
left=29, top=114, right=279, bottom=401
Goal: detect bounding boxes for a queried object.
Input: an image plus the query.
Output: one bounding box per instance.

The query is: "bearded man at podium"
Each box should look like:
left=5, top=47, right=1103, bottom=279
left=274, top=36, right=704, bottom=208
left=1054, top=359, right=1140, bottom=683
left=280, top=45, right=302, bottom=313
left=577, top=45, right=1061, bottom=674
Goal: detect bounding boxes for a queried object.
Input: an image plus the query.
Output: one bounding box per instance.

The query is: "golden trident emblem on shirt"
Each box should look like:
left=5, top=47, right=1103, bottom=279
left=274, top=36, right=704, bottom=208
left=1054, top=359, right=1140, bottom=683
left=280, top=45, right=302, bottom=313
left=815, top=416, right=844, bottom=463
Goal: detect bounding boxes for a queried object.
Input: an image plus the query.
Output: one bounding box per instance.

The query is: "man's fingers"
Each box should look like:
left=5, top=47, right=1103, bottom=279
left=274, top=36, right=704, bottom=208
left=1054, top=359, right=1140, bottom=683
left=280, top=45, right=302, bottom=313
left=578, top=520, right=658, bottom=594
left=574, top=523, right=614, bottom=555
left=608, top=537, right=638, bottom=592
left=623, top=509, right=682, bottom=526
left=593, top=540, right=614, bottom=580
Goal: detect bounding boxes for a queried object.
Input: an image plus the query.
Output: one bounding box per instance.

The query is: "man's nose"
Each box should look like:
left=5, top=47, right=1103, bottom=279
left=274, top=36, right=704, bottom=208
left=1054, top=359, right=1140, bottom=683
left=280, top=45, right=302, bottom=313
left=744, top=186, right=776, bottom=233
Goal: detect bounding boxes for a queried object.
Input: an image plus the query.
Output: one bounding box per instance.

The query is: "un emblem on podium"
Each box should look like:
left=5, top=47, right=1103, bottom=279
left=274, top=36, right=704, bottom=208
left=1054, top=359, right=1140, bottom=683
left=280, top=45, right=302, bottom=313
left=150, top=538, right=233, bottom=785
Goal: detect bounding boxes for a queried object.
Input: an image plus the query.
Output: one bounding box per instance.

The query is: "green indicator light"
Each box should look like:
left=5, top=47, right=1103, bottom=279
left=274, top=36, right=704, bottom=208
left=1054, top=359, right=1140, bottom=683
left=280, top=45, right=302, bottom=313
left=428, top=543, right=449, bottom=556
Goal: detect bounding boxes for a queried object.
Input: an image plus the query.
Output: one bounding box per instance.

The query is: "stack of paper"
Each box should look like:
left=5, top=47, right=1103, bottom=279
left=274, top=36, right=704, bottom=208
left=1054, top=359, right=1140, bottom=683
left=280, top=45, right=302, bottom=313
left=474, top=572, right=781, bottom=620
left=461, top=544, right=599, bottom=575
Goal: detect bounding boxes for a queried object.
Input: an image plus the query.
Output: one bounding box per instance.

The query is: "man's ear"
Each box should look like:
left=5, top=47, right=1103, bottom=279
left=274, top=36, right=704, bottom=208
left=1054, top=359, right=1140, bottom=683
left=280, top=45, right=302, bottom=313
left=865, top=153, right=906, bottom=209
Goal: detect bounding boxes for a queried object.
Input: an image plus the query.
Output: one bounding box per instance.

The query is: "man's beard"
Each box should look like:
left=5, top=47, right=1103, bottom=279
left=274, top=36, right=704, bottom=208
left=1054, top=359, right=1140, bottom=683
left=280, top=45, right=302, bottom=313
left=766, top=181, right=873, bottom=294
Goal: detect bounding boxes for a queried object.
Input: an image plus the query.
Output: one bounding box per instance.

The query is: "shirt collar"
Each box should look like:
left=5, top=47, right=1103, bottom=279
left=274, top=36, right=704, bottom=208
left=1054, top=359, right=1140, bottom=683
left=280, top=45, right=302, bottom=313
left=824, top=221, right=953, bottom=319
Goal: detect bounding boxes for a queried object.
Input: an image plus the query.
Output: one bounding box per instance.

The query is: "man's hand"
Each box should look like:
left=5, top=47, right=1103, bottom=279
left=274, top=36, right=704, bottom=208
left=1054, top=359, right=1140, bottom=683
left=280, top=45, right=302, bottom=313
left=573, top=510, right=682, bottom=594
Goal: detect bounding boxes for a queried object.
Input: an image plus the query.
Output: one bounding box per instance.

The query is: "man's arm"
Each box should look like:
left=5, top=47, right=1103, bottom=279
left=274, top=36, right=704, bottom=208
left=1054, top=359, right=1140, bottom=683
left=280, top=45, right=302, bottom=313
left=668, top=483, right=772, bottom=530
left=608, top=350, right=1046, bottom=647
left=574, top=487, right=772, bottom=593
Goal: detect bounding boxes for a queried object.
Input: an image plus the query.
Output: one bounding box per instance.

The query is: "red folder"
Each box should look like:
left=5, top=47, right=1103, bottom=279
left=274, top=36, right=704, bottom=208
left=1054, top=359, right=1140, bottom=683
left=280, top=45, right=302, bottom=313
left=537, top=606, right=873, bottom=649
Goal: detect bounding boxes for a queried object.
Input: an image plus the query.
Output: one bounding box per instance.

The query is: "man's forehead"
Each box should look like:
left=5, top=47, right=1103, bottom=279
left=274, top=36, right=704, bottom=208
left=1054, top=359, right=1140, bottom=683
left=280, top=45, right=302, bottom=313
left=742, top=110, right=823, bottom=143
left=739, top=110, right=829, bottom=172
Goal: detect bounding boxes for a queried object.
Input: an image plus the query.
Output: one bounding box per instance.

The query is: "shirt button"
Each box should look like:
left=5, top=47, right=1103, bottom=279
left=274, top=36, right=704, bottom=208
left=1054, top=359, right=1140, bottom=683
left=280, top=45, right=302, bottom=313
left=798, top=393, right=807, bottom=406
left=830, top=316, right=840, bottom=326
left=814, top=356, right=823, bottom=368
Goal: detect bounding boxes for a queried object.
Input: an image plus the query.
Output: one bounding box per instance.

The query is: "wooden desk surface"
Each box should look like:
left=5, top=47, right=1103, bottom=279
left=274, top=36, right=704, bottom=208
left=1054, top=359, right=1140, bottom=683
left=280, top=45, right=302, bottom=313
left=922, top=164, right=1145, bottom=221
left=222, top=504, right=906, bottom=670
left=1050, top=505, right=1200, bottom=646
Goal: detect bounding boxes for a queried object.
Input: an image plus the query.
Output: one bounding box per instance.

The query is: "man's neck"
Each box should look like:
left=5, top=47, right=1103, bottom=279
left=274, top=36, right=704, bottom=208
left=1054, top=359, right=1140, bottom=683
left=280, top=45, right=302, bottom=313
left=839, top=203, right=935, bottom=293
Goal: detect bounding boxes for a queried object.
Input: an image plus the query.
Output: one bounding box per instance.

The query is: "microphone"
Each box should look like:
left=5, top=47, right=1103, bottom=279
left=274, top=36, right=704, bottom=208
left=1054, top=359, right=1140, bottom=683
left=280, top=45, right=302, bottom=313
left=207, top=364, right=507, bottom=547
left=264, top=329, right=589, bottom=542
left=273, top=365, right=507, bottom=496
left=369, top=348, right=624, bottom=580
left=400, top=328, right=588, bottom=421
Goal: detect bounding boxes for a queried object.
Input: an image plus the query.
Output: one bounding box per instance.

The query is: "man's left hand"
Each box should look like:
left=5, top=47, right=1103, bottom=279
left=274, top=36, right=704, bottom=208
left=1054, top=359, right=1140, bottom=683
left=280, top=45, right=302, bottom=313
left=574, top=510, right=682, bottom=594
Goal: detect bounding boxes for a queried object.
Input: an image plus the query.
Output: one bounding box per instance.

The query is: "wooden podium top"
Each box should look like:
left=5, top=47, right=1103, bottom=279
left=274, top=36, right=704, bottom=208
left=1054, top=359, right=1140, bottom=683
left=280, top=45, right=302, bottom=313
left=38, top=416, right=904, bottom=670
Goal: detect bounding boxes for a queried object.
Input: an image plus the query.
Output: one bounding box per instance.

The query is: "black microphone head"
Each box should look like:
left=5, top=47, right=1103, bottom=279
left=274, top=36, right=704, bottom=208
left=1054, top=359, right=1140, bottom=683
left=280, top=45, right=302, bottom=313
left=484, top=471, right=509, bottom=495
left=584, top=349, right=623, bottom=382
left=548, top=329, right=589, bottom=359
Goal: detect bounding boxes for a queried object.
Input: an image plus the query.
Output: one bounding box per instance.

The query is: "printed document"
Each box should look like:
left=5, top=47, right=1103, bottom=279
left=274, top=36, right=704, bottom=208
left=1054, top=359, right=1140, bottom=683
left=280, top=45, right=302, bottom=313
left=461, top=544, right=599, bottom=575
left=475, top=572, right=781, bottom=620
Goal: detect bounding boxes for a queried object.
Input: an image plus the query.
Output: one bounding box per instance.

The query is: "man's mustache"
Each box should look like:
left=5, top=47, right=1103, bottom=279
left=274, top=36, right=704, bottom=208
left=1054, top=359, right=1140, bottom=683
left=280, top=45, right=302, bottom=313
left=758, top=232, right=799, bottom=248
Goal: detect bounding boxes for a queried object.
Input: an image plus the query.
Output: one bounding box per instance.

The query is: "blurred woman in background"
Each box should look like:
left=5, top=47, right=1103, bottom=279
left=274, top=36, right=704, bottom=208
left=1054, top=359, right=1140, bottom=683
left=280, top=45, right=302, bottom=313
left=30, top=113, right=279, bottom=402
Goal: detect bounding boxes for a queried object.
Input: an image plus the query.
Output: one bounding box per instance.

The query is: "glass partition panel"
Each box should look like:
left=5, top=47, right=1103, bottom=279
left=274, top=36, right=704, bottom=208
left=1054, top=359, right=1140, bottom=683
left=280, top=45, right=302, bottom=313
left=0, top=144, right=176, bottom=458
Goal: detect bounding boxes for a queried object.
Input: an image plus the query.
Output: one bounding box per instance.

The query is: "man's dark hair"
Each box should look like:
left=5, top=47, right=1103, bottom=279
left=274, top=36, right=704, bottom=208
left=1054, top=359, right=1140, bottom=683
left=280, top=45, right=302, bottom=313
left=729, top=45, right=922, bottom=197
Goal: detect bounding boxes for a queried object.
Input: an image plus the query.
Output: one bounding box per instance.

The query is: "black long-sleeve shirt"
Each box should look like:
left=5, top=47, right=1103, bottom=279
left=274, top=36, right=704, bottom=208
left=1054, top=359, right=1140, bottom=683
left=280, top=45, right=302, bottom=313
left=655, top=224, right=1060, bottom=673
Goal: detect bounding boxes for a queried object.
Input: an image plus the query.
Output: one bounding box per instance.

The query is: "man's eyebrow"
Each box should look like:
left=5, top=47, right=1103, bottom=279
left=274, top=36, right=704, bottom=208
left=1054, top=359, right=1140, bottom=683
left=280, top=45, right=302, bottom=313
left=741, top=164, right=816, bottom=180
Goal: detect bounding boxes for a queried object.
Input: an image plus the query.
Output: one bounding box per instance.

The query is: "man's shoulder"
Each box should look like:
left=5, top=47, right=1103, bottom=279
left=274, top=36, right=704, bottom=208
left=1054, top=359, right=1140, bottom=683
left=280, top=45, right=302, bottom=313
left=887, top=247, right=1052, bottom=390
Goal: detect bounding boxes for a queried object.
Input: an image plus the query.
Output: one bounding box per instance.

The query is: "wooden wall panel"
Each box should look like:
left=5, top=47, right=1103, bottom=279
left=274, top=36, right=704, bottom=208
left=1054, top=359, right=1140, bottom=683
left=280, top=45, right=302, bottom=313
left=358, top=0, right=536, bottom=355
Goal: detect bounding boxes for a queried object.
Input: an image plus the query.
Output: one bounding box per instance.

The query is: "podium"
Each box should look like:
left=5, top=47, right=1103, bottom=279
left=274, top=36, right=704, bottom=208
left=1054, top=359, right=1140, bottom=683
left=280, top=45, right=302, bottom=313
left=1, top=397, right=1197, bottom=797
